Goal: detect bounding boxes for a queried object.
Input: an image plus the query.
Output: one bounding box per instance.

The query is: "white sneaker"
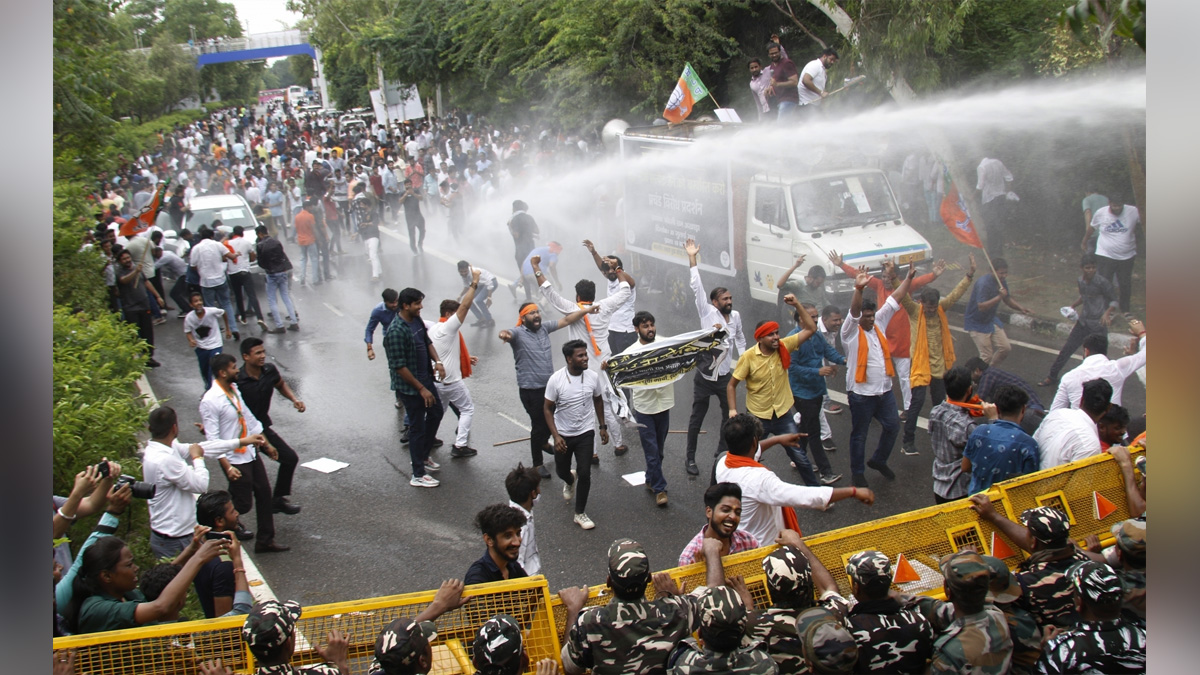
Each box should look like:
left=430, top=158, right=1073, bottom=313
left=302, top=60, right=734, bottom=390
left=563, top=469, right=576, bottom=501
left=424, top=457, right=441, bottom=471
left=573, top=512, right=595, bottom=530
left=410, top=475, right=440, bottom=488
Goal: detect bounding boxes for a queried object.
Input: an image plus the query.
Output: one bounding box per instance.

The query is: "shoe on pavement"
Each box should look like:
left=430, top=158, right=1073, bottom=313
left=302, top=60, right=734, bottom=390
left=591, top=453, right=600, bottom=465
left=563, top=470, right=576, bottom=501
left=254, top=541, right=290, bottom=553
left=232, top=332, right=240, bottom=341
left=400, top=426, right=410, bottom=444
left=450, top=445, right=478, bottom=458
left=268, top=326, right=287, bottom=334
left=901, top=441, right=920, bottom=456
left=410, top=475, right=440, bottom=488
left=273, top=497, right=301, bottom=515
left=852, top=473, right=869, bottom=488
left=614, top=445, right=628, bottom=456
left=431, top=438, right=444, bottom=449
left=823, top=403, right=843, bottom=415
left=146, top=358, right=161, bottom=368
left=234, top=526, right=255, bottom=542
left=867, top=460, right=895, bottom=480
left=821, top=439, right=838, bottom=452
left=537, top=465, right=552, bottom=480
left=257, top=319, right=270, bottom=332
left=153, top=317, right=168, bottom=326
left=573, top=512, right=595, bottom=530
left=287, top=323, right=300, bottom=331
left=655, top=492, right=669, bottom=507
left=424, top=457, right=441, bottom=471
left=686, top=459, right=699, bottom=476
left=394, top=400, right=402, bottom=409
left=238, top=315, right=247, bottom=325
left=1037, top=378, right=1054, bottom=387
left=821, top=472, right=843, bottom=485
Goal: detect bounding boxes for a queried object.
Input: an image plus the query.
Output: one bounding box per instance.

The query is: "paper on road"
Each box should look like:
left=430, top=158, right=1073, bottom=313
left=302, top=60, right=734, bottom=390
left=622, top=471, right=646, bottom=486
left=301, top=457, right=349, bottom=473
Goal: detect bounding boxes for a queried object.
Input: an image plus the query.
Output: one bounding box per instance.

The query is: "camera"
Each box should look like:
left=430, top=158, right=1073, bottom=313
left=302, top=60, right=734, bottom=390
left=116, top=474, right=157, bottom=500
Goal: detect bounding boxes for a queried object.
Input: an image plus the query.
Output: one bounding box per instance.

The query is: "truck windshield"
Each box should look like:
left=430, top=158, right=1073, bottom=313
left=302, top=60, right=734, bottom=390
left=790, top=173, right=901, bottom=232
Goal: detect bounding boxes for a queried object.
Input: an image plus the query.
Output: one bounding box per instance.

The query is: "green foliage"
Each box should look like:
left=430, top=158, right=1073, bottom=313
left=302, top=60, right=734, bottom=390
left=53, top=182, right=111, bottom=316
left=54, top=0, right=124, bottom=179
left=109, top=109, right=208, bottom=157
left=53, top=307, right=149, bottom=495
left=1060, top=0, right=1145, bottom=52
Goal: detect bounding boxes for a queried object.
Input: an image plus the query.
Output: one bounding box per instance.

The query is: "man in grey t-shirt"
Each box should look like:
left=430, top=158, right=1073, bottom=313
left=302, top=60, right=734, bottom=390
left=499, top=302, right=598, bottom=478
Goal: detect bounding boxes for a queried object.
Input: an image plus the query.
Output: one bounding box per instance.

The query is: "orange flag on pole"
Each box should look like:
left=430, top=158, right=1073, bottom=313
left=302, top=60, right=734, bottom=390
left=663, top=63, right=710, bottom=124
left=939, top=183, right=983, bottom=249
left=119, top=180, right=170, bottom=238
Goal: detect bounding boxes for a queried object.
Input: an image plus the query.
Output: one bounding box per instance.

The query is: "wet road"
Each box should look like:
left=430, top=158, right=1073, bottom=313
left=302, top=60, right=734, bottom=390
left=145, top=219, right=1145, bottom=606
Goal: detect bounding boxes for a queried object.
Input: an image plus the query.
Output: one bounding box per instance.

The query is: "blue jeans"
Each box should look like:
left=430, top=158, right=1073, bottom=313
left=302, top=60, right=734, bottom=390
left=635, top=409, right=670, bottom=493
left=467, top=280, right=498, bottom=322
left=399, top=384, right=444, bottom=478
left=298, top=244, right=321, bottom=283
left=196, top=346, right=223, bottom=390
left=200, top=282, right=238, bottom=329
left=777, top=100, right=798, bottom=120
left=759, top=409, right=820, bottom=486
left=264, top=272, right=297, bottom=327
left=847, top=391, right=901, bottom=476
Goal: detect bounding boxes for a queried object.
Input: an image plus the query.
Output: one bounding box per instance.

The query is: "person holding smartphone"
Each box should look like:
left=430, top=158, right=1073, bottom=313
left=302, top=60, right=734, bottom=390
left=193, top=490, right=255, bottom=618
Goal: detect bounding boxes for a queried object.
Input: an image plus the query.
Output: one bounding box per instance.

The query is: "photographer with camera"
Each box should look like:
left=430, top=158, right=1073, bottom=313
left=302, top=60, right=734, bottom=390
left=54, top=459, right=121, bottom=572
left=143, top=406, right=267, bottom=559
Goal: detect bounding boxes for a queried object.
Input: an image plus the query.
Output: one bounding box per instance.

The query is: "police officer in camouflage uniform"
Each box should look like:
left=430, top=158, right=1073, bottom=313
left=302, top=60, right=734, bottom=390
left=241, top=600, right=350, bottom=674
left=1109, top=519, right=1145, bottom=627
left=366, top=579, right=469, bottom=675
left=1036, top=561, right=1146, bottom=673
left=842, top=550, right=935, bottom=673
left=969, top=496, right=1091, bottom=628
left=981, top=555, right=1043, bottom=674
left=668, top=585, right=778, bottom=674
left=558, top=537, right=729, bottom=675
left=471, top=613, right=559, bottom=675
left=795, top=607, right=859, bottom=673
left=912, top=551, right=1013, bottom=674
left=744, top=529, right=852, bottom=672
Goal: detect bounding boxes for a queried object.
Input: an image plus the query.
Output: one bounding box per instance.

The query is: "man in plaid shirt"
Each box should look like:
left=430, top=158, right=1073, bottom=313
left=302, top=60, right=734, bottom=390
left=678, top=482, right=760, bottom=566
left=929, top=366, right=997, bottom=504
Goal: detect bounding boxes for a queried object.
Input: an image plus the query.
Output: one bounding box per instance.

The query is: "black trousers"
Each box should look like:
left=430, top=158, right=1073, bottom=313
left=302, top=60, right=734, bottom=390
left=519, top=387, right=552, bottom=468
left=406, top=215, right=426, bottom=253
left=794, top=395, right=834, bottom=475
left=555, top=431, right=595, bottom=514
left=264, top=427, right=299, bottom=499
left=1097, top=255, right=1135, bottom=313
left=227, top=455, right=276, bottom=544
left=1047, top=322, right=1101, bottom=382
left=149, top=274, right=168, bottom=309
left=168, top=276, right=190, bottom=315
left=686, top=371, right=730, bottom=459
left=122, top=308, right=155, bottom=356
left=228, top=271, right=263, bottom=321
left=904, top=376, right=947, bottom=444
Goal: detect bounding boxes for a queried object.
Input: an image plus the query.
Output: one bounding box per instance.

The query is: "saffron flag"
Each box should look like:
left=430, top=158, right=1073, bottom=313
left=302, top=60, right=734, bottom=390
left=663, top=63, right=710, bottom=124
left=939, top=183, right=983, bottom=249
left=119, top=180, right=170, bottom=238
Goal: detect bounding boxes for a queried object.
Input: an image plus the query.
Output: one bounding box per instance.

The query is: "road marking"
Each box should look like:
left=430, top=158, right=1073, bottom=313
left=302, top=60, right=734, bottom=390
left=379, top=226, right=516, bottom=286
left=322, top=302, right=344, bottom=317
left=827, top=390, right=928, bottom=430
left=498, top=412, right=531, bottom=432
left=947, top=324, right=1080, bottom=361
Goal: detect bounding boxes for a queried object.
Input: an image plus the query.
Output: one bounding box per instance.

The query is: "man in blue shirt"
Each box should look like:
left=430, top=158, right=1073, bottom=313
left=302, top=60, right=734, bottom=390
left=511, top=241, right=563, bottom=301
left=366, top=288, right=405, bottom=412
left=966, top=356, right=1046, bottom=435
left=788, top=303, right=846, bottom=485
left=962, top=258, right=1033, bottom=368
left=962, top=384, right=1039, bottom=493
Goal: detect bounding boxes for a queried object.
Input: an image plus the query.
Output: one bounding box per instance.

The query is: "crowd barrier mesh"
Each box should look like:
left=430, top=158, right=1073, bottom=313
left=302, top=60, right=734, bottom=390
left=53, top=447, right=1143, bottom=673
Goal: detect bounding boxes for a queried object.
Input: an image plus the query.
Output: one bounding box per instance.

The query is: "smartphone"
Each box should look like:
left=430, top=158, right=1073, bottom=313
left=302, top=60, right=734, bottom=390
left=95, top=461, right=110, bottom=479
left=204, top=531, right=232, bottom=541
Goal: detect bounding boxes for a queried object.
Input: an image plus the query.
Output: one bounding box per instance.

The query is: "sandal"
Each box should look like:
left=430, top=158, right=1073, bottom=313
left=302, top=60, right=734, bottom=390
left=1037, top=378, right=1054, bottom=387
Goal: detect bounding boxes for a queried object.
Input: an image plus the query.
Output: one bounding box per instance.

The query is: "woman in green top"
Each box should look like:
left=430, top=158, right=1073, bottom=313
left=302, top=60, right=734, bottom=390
left=67, top=535, right=227, bottom=634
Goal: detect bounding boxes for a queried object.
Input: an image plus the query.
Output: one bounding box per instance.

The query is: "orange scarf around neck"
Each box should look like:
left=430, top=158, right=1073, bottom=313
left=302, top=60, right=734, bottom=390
left=855, top=325, right=894, bottom=383
left=910, top=306, right=955, bottom=387
left=723, top=453, right=802, bottom=534
left=438, top=317, right=472, bottom=378
left=945, top=396, right=986, bottom=417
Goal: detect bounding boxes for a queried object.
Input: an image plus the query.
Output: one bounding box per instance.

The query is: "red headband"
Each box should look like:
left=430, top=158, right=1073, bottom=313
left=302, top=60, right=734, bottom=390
left=754, top=321, right=780, bottom=341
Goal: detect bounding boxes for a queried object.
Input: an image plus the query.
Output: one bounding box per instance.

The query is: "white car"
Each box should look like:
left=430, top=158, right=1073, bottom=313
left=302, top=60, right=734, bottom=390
left=163, top=194, right=264, bottom=274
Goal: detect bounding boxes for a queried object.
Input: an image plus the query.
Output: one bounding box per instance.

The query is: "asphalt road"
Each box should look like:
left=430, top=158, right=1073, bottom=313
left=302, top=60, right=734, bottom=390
left=144, top=219, right=1145, bottom=607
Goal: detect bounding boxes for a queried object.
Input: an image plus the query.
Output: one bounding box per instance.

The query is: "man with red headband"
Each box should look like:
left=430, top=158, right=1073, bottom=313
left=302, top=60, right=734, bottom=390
left=842, top=263, right=917, bottom=488
left=726, top=294, right=821, bottom=486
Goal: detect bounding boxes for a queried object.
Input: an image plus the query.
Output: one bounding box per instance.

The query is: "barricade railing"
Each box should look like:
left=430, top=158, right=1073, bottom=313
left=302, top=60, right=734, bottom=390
left=53, top=447, right=1143, bottom=673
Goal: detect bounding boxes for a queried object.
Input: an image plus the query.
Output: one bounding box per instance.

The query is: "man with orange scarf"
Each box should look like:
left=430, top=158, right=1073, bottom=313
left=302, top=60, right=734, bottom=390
left=928, top=365, right=997, bottom=504
left=428, top=268, right=483, bottom=459
left=841, top=263, right=917, bottom=488
left=896, top=253, right=977, bottom=457
left=726, top=293, right=821, bottom=486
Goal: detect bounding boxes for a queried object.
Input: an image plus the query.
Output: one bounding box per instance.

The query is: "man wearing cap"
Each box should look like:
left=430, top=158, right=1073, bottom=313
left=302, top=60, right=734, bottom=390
left=1105, top=519, right=1145, bottom=627
left=1036, top=561, right=1146, bottom=673
left=368, top=579, right=470, bottom=675
left=911, top=551, right=1013, bottom=674
left=666, top=585, right=777, bottom=674
left=842, top=550, right=936, bottom=673
left=968, top=496, right=1092, bottom=628
left=241, top=600, right=350, bottom=674
left=727, top=294, right=821, bottom=486
left=745, top=529, right=852, bottom=673
left=470, top=613, right=559, bottom=675
left=557, top=537, right=729, bottom=675
left=794, top=607, right=859, bottom=674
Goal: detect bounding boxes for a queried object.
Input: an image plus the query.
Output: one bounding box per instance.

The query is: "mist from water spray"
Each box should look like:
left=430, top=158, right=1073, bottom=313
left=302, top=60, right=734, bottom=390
left=400, top=72, right=1144, bottom=297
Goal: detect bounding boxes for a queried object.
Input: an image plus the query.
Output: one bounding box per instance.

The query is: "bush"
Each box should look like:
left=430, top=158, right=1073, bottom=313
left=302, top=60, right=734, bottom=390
left=53, top=180, right=111, bottom=315
left=109, top=109, right=210, bottom=158
left=52, top=307, right=149, bottom=495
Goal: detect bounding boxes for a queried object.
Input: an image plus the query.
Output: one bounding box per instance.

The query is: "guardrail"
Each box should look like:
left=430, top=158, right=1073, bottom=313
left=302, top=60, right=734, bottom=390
left=52, top=446, right=1143, bottom=674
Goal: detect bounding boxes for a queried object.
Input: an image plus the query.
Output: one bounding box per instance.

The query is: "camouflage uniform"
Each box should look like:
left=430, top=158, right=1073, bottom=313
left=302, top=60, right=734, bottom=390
left=241, top=600, right=341, bottom=675
left=916, top=552, right=1013, bottom=675
left=795, top=607, right=858, bottom=674
left=1036, top=562, right=1147, bottom=674
left=369, top=615, right=438, bottom=675
left=1112, top=519, right=1146, bottom=627
left=563, top=539, right=706, bottom=675
left=981, top=555, right=1043, bottom=674
left=472, top=614, right=525, bottom=674
left=842, top=551, right=935, bottom=673
left=668, top=586, right=778, bottom=674
left=744, top=546, right=852, bottom=674
left=1013, top=507, right=1091, bottom=628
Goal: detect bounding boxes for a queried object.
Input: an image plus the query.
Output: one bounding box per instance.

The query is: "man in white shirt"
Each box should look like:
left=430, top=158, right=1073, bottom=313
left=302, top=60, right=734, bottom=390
left=544, top=340, right=609, bottom=530
left=841, top=263, right=916, bottom=488
left=748, top=56, right=776, bottom=121
left=504, top=464, right=542, bottom=575
left=199, top=353, right=289, bottom=552
left=225, top=226, right=267, bottom=332
left=428, top=270, right=483, bottom=459
left=532, top=254, right=633, bottom=463
left=1087, top=194, right=1141, bottom=315
left=797, top=47, right=839, bottom=107
left=683, top=239, right=747, bottom=477
left=715, top=413, right=874, bottom=547
left=190, top=227, right=240, bottom=338
left=143, top=406, right=264, bottom=558
left=183, top=292, right=233, bottom=390
left=1036, top=378, right=1112, bottom=469
left=617, top=311, right=675, bottom=507
left=1051, top=332, right=1146, bottom=411
left=976, top=156, right=1016, bottom=260
left=457, top=260, right=499, bottom=327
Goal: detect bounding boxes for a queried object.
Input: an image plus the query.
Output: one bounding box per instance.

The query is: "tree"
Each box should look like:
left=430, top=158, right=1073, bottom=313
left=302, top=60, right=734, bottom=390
left=54, top=0, right=123, bottom=178
left=159, top=0, right=243, bottom=43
